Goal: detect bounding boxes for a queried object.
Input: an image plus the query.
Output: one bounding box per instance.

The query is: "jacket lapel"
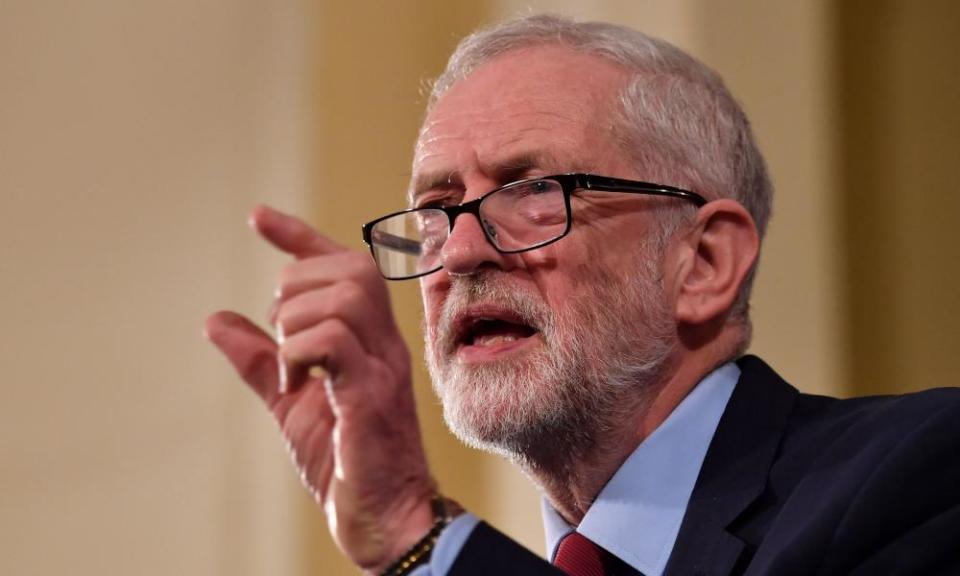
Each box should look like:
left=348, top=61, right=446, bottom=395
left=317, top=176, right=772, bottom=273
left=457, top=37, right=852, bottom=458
left=663, top=356, right=798, bottom=576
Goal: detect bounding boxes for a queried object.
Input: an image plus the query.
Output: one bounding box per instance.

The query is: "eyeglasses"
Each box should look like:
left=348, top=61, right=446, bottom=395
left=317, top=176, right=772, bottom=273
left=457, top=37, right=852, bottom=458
left=361, top=173, right=707, bottom=280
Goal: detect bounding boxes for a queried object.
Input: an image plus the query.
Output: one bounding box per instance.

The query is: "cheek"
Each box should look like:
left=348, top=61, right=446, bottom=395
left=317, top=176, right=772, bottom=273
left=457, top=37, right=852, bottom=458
left=579, top=217, right=657, bottom=274
left=419, top=275, right=448, bottom=331
left=520, top=242, right=594, bottom=310
left=547, top=236, right=642, bottom=308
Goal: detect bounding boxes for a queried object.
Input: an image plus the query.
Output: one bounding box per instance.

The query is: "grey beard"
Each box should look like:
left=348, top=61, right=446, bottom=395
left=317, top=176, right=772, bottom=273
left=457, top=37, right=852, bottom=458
left=425, top=257, right=674, bottom=471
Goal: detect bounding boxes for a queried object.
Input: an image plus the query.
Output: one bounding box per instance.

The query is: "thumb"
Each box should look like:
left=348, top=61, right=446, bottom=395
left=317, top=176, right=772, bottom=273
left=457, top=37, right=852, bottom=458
left=206, top=310, right=282, bottom=405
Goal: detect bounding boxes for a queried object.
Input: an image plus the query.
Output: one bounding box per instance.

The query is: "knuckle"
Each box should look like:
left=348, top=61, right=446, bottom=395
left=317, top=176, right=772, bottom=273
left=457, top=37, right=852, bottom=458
left=336, top=280, right=367, bottom=310
left=345, top=250, right=380, bottom=281
left=277, top=262, right=300, bottom=295
left=318, top=317, right=351, bottom=343
left=363, top=261, right=387, bottom=286
left=285, top=317, right=350, bottom=356
left=274, top=301, right=293, bottom=328
left=275, top=343, right=293, bottom=365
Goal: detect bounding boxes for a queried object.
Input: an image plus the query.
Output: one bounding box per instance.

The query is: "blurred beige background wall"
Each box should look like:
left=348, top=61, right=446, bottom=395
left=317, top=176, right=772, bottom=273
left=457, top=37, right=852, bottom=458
left=0, top=1, right=318, bottom=574
left=1, top=1, right=956, bottom=575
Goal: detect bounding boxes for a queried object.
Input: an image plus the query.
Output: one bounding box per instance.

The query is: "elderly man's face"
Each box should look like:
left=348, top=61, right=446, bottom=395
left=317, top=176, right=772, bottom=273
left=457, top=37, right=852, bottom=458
left=415, top=46, right=676, bottom=457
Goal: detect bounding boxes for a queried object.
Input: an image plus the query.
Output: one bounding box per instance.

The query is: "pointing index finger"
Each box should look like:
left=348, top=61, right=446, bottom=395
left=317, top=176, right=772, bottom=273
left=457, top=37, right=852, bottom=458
left=250, top=204, right=346, bottom=259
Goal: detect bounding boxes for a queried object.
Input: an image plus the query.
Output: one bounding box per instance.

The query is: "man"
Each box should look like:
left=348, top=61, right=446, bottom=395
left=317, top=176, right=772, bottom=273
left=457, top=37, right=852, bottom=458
left=206, top=15, right=960, bottom=576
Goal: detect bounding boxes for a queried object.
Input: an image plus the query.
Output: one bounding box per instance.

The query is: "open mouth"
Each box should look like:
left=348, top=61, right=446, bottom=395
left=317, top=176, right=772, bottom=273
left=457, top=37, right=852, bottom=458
left=452, top=306, right=540, bottom=359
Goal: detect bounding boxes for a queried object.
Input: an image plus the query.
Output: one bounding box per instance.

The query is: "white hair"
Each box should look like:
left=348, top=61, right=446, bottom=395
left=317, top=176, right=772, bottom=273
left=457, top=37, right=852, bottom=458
left=427, top=14, right=773, bottom=344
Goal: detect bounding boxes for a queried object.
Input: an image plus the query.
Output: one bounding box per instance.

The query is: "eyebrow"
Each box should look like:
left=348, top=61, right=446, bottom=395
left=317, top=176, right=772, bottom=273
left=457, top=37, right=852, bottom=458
left=408, top=170, right=462, bottom=207
left=408, top=150, right=567, bottom=206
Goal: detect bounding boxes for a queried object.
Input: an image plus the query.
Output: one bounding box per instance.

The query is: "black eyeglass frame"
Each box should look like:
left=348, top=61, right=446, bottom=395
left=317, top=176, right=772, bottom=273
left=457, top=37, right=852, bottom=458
left=361, top=173, right=708, bottom=280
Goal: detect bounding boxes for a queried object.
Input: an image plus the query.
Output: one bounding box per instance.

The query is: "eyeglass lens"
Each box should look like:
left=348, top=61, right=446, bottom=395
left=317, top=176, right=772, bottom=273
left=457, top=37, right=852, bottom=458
left=369, top=178, right=568, bottom=279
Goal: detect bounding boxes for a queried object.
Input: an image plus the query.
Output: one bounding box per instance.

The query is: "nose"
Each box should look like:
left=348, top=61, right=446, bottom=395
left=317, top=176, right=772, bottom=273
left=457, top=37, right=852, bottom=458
left=441, top=211, right=512, bottom=276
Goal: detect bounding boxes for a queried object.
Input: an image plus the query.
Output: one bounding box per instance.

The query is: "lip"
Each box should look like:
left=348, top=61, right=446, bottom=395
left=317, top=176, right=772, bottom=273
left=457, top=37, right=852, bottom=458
left=450, top=303, right=540, bottom=363
left=456, top=333, right=539, bottom=363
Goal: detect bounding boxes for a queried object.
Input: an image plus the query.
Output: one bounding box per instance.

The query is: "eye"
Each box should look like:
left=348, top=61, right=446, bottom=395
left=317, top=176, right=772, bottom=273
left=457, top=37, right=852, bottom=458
left=481, top=218, right=498, bottom=238
left=531, top=180, right=550, bottom=193
left=416, top=199, right=446, bottom=210
left=415, top=192, right=461, bottom=210
left=420, top=233, right=445, bottom=254
left=507, top=180, right=549, bottom=198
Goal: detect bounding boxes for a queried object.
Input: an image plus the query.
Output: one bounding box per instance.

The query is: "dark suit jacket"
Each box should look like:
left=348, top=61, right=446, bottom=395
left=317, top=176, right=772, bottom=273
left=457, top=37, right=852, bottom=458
left=448, top=356, right=960, bottom=575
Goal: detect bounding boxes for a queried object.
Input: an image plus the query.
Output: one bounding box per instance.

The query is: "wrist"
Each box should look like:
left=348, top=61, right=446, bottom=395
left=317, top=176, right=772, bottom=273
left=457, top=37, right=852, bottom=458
left=369, top=495, right=460, bottom=576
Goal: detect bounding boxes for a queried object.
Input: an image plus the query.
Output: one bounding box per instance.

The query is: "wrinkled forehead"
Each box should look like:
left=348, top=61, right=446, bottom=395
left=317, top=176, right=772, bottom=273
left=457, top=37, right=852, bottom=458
left=413, top=95, right=594, bottom=171
left=410, top=46, right=631, bottom=197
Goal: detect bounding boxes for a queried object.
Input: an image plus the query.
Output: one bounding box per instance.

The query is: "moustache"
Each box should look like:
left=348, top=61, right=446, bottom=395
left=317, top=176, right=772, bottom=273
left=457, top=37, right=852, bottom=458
left=434, top=273, right=554, bottom=356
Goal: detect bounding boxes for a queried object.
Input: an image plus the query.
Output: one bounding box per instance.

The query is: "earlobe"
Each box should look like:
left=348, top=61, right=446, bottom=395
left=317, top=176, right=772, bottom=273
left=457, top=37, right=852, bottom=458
left=674, top=200, right=759, bottom=326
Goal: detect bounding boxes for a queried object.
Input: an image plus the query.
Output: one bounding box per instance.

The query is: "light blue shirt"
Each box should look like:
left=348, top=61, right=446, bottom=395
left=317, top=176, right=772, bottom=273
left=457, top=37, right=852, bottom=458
left=414, top=362, right=739, bottom=576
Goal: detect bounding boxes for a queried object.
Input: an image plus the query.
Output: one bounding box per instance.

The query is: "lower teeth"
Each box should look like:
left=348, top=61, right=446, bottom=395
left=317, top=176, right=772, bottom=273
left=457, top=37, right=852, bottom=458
left=474, top=335, right=518, bottom=346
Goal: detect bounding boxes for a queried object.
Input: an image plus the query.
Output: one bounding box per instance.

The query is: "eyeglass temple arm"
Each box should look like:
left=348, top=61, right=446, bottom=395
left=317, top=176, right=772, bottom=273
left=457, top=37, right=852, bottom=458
left=369, top=229, right=423, bottom=256
left=581, top=174, right=707, bottom=207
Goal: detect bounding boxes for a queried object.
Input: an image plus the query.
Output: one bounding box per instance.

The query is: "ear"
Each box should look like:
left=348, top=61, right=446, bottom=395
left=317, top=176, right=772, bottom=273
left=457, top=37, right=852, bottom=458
left=672, top=199, right=759, bottom=326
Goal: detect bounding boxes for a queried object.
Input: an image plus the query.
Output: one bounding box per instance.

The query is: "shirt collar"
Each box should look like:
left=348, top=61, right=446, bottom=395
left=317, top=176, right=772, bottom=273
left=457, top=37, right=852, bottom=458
left=542, top=362, right=739, bottom=576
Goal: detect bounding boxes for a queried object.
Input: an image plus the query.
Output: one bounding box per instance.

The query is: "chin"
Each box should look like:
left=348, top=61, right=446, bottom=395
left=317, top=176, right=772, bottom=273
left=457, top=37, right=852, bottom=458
left=430, top=351, right=582, bottom=457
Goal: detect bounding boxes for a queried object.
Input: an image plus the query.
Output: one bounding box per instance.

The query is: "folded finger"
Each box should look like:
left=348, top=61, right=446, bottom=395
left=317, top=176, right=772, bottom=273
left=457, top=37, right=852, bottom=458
left=276, top=251, right=382, bottom=302
left=276, top=282, right=391, bottom=358
left=278, top=318, right=377, bottom=408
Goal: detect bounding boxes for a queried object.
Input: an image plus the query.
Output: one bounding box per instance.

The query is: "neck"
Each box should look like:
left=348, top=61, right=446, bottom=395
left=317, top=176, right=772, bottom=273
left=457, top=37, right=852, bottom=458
left=522, top=423, right=641, bottom=525
left=524, top=352, right=718, bottom=525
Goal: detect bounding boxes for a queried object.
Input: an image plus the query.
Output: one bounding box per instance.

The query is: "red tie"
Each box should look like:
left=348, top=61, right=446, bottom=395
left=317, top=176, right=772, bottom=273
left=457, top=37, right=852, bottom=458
left=553, top=532, right=609, bottom=576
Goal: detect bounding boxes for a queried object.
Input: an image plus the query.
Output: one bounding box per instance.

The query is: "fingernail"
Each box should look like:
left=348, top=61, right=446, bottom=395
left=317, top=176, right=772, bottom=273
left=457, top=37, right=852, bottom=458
left=278, top=356, right=288, bottom=394
left=276, top=322, right=285, bottom=345
left=267, top=299, right=280, bottom=326
left=248, top=205, right=271, bottom=231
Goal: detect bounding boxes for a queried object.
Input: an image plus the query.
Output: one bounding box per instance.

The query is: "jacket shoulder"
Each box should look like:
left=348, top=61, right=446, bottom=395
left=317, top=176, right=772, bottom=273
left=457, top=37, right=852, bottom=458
left=746, top=371, right=960, bottom=574
left=784, top=383, right=960, bottom=455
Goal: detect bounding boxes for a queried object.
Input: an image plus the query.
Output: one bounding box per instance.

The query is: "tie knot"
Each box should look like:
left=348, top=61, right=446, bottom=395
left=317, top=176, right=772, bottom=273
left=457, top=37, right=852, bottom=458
left=553, top=532, right=609, bottom=576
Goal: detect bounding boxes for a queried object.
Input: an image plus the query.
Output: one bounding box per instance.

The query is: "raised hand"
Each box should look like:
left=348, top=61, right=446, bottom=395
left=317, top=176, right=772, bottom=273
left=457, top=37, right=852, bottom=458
left=205, top=205, right=436, bottom=573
